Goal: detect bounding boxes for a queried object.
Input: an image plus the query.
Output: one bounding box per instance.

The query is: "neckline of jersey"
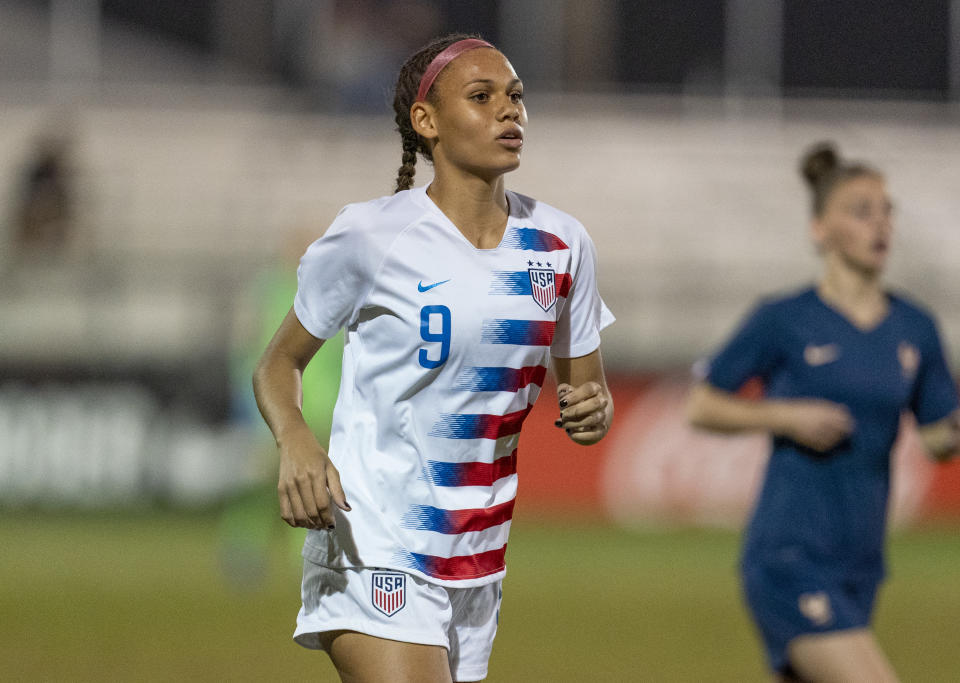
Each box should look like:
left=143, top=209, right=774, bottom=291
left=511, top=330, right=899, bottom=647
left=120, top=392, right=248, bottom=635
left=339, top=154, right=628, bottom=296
left=810, top=286, right=894, bottom=335
left=413, top=185, right=515, bottom=252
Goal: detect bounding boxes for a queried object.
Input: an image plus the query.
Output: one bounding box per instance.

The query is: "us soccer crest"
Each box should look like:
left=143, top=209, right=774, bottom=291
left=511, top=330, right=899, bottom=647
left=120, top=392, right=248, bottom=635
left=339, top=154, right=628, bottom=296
left=371, top=571, right=406, bottom=617
left=528, top=267, right=557, bottom=312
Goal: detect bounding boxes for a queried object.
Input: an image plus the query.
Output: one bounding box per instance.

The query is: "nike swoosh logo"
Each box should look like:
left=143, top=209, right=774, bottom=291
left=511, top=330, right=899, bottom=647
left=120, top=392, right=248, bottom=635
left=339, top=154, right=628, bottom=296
left=418, top=279, right=450, bottom=292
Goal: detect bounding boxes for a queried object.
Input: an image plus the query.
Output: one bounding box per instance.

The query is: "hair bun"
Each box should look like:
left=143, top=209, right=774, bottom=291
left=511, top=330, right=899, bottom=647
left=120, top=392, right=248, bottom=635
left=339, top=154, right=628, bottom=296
left=801, top=141, right=839, bottom=187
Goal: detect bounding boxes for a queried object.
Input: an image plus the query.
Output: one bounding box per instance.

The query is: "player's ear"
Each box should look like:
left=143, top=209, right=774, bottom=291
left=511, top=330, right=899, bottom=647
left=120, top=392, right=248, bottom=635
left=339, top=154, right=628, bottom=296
left=410, top=101, right=439, bottom=142
left=810, top=217, right=828, bottom=253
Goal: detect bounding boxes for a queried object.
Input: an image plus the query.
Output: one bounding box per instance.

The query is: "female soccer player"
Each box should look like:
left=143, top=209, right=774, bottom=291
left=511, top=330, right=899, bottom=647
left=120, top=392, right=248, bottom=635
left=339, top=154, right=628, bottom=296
left=253, top=34, right=614, bottom=682
left=687, top=142, right=959, bottom=682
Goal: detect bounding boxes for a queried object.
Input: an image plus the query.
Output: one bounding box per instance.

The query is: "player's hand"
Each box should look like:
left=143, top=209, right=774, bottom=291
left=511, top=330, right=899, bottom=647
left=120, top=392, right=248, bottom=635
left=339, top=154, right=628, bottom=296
left=276, top=424, right=350, bottom=529
left=917, top=408, right=960, bottom=462
left=778, top=399, right=855, bottom=452
left=554, top=381, right=610, bottom=445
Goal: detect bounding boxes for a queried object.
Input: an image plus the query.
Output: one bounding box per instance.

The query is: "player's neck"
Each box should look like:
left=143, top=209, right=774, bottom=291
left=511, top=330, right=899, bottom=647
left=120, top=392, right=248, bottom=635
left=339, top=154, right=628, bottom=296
left=818, top=262, right=888, bottom=329
left=426, top=173, right=509, bottom=249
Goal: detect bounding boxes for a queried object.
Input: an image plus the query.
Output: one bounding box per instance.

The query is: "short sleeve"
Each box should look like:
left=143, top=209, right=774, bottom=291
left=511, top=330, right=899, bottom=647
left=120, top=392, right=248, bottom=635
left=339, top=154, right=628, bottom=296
left=704, top=302, right=782, bottom=392
left=293, top=207, right=383, bottom=340
left=551, top=230, right=615, bottom=358
left=910, top=317, right=959, bottom=425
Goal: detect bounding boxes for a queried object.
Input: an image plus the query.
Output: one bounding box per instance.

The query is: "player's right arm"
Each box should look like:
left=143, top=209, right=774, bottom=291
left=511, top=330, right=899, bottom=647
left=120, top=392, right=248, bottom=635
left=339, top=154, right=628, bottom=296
left=253, top=307, right=350, bottom=530
left=690, top=299, right=853, bottom=453
left=686, top=382, right=854, bottom=453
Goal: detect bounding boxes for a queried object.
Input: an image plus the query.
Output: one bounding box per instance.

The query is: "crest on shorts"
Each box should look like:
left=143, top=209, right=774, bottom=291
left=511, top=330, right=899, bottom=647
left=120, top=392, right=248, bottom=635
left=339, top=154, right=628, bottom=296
left=372, top=571, right=406, bottom=617
left=528, top=268, right=557, bottom=312
left=798, top=591, right=833, bottom=626
left=898, top=342, right=920, bottom=380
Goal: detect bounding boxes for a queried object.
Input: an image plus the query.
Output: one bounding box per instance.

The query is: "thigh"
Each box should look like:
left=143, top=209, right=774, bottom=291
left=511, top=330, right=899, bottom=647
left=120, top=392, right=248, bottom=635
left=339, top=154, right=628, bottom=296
left=788, top=628, right=898, bottom=683
left=321, top=630, right=453, bottom=683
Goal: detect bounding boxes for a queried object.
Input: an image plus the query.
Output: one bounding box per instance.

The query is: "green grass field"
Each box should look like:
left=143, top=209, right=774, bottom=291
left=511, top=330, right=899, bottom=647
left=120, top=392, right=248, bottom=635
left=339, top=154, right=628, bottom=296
left=2, top=509, right=958, bottom=681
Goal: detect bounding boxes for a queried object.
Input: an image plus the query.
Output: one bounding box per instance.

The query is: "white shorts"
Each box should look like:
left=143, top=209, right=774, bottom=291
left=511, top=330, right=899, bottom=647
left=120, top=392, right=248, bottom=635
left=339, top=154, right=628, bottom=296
left=293, top=559, right=502, bottom=682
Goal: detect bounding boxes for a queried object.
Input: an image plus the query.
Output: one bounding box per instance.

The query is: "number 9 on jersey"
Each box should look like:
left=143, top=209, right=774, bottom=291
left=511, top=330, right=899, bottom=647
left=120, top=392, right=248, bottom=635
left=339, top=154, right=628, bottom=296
left=419, top=305, right=451, bottom=369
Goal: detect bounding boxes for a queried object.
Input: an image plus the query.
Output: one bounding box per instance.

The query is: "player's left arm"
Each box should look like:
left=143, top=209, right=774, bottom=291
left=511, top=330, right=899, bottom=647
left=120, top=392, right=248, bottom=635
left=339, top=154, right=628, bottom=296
left=917, top=410, right=960, bottom=462
left=552, top=348, right=613, bottom=446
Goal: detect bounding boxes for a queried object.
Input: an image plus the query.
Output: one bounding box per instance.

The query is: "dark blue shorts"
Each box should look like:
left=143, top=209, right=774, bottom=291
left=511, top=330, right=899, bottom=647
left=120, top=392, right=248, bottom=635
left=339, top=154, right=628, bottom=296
left=741, top=562, right=880, bottom=674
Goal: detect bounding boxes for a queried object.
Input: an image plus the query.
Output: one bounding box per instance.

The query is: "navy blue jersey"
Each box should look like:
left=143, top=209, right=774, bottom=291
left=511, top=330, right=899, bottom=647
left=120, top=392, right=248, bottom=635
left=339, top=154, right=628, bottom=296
left=707, top=287, right=958, bottom=580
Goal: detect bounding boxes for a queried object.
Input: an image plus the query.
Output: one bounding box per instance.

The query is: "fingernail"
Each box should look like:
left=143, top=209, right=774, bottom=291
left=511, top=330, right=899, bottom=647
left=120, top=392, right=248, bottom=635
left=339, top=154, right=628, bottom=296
left=559, top=399, right=568, bottom=408
left=566, top=428, right=572, bottom=435
left=554, top=419, right=562, bottom=427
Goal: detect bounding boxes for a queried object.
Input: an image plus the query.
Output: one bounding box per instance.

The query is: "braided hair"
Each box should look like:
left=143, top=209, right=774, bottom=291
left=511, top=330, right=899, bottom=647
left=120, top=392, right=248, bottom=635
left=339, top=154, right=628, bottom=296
left=800, top=141, right=880, bottom=217
left=391, top=33, right=481, bottom=193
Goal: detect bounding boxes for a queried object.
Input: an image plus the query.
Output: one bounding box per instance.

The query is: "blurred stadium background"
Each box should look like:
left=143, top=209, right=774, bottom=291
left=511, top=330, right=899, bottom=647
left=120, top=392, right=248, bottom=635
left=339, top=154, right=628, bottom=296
left=2, top=1, right=960, bottom=680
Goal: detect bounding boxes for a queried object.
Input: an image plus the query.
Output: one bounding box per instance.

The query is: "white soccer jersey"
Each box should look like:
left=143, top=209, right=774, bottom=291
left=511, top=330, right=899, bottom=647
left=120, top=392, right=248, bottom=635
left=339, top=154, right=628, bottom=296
left=294, top=186, right=614, bottom=587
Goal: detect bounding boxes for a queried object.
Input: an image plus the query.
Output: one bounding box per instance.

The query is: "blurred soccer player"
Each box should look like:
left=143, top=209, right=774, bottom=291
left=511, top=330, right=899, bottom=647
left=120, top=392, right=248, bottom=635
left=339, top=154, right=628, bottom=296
left=687, top=142, right=959, bottom=682
left=253, top=34, right=614, bottom=682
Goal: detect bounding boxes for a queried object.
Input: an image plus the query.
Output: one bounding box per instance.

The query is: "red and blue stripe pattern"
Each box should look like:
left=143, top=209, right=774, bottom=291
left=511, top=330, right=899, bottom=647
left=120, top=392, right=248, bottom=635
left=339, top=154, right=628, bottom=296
left=453, top=365, right=547, bottom=392
left=501, top=227, right=569, bottom=252
left=429, top=405, right=532, bottom=439
left=425, top=450, right=518, bottom=487
left=481, top=319, right=556, bottom=346
left=488, top=271, right=530, bottom=295
left=394, top=545, right=508, bottom=581
left=489, top=271, right=573, bottom=297
left=402, top=499, right=515, bottom=534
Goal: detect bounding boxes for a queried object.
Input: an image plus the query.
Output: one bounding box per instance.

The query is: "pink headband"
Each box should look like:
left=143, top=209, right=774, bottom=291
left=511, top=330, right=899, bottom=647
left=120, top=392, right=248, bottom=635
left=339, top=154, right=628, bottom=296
left=415, top=38, right=495, bottom=103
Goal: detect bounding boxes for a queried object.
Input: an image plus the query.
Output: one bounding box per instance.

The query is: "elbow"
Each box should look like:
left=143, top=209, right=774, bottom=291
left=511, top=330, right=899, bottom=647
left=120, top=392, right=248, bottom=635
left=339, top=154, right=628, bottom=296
left=918, top=416, right=960, bottom=463
left=251, top=356, right=264, bottom=391
left=251, top=352, right=271, bottom=401
left=931, top=449, right=956, bottom=464
left=924, top=437, right=957, bottom=463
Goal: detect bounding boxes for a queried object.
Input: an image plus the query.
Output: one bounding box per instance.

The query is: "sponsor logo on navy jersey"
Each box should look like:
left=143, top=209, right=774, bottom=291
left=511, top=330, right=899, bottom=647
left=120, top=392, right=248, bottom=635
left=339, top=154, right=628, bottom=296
left=528, top=267, right=556, bottom=312
left=372, top=571, right=406, bottom=617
